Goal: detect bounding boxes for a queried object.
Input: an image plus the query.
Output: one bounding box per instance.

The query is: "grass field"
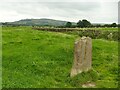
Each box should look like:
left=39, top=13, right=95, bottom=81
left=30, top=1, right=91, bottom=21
left=2, top=26, right=118, bottom=88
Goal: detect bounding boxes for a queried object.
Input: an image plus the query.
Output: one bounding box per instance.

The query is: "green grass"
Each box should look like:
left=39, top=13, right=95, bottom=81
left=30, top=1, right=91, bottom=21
left=2, top=26, right=118, bottom=88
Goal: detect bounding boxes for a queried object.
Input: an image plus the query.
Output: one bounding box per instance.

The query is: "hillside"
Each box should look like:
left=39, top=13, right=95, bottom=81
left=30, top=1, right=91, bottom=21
left=7, top=18, right=76, bottom=26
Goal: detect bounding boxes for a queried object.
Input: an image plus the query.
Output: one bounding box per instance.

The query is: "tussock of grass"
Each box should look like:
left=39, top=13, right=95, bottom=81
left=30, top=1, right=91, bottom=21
left=66, top=69, right=98, bottom=88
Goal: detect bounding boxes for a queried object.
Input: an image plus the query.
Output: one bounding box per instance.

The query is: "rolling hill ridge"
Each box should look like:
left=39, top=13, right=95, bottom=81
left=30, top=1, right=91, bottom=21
left=7, top=18, right=76, bottom=26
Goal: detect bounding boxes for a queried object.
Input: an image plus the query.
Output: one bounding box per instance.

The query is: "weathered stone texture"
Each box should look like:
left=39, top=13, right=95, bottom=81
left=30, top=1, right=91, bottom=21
left=70, top=36, right=92, bottom=77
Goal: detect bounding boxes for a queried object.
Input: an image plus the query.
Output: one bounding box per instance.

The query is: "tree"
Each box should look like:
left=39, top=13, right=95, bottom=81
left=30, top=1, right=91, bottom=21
left=77, top=19, right=91, bottom=28
left=111, top=23, right=117, bottom=27
left=104, top=24, right=111, bottom=27
left=77, top=20, right=84, bottom=28
left=82, top=19, right=91, bottom=27
left=118, top=24, right=120, bottom=27
left=65, top=22, right=72, bottom=28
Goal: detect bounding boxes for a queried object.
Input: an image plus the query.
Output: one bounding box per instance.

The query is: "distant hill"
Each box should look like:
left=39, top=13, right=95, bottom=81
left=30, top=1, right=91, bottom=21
left=7, top=18, right=76, bottom=26
left=92, top=23, right=106, bottom=25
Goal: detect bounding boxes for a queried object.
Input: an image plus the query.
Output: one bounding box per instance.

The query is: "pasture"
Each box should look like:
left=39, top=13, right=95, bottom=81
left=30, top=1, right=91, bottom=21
left=2, top=26, right=118, bottom=88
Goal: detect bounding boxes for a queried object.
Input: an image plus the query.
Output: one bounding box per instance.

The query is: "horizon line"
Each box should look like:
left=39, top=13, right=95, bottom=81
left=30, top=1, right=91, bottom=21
left=0, top=18, right=118, bottom=24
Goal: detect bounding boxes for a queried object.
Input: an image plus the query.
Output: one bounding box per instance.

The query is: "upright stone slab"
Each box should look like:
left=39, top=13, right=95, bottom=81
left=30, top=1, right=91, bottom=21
left=70, top=36, right=92, bottom=77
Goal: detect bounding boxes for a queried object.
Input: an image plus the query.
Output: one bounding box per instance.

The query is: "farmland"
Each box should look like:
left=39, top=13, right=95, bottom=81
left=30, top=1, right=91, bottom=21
left=2, top=26, right=118, bottom=88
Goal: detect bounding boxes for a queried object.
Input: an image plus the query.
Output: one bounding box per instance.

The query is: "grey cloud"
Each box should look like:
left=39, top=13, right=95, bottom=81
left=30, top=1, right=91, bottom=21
left=0, top=2, right=101, bottom=17
left=0, top=1, right=118, bottom=23
left=38, top=2, right=101, bottom=11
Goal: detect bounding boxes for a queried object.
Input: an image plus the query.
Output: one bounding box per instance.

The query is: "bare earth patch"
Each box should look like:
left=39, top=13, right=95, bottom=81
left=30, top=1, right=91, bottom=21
left=82, top=81, right=96, bottom=88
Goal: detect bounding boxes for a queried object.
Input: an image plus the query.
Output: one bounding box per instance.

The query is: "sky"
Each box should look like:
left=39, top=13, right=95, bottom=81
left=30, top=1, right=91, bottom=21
left=0, top=0, right=119, bottom=23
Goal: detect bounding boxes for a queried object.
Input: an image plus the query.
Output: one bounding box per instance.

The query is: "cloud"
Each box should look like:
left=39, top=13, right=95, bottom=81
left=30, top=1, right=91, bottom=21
left=0, top=1, right=118, bottom=23
left=0, top=0, right=119, bottom=2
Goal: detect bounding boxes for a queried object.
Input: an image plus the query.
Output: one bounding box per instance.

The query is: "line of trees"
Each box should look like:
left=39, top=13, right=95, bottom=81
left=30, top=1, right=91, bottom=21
left=65, top=19, right=91, bottom=28
left=65, top=19, right=118, bottom=28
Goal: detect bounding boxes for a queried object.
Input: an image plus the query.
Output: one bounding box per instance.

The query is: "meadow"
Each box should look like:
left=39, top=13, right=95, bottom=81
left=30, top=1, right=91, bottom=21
left=2, top=26, right=118, bottom=88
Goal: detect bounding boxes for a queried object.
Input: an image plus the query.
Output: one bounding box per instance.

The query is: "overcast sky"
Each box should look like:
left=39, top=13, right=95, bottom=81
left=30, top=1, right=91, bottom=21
left=0, top=0, right=119, bottom=23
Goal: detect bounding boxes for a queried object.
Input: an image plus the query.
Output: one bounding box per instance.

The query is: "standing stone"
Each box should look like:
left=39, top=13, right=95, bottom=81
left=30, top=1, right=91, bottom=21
left=107, top=33, right=113, bottom=40
left=70, top=36, right=92, bottom=77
